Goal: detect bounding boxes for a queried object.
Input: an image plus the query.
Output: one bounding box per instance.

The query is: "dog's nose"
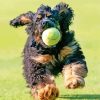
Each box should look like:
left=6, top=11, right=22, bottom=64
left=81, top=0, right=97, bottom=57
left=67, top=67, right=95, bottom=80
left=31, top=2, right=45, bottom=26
left=42, top=21, right=55, bottom=28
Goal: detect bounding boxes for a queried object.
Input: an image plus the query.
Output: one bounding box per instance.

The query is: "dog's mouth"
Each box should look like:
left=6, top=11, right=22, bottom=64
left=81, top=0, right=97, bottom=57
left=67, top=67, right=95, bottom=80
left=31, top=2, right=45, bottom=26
left=36, top=18, right=60, bottom=34
left=33, top=19, right=61, bottom=49
left=39, top=24, right=57, bottom=34
left=39, top=25, right=60, bottom=35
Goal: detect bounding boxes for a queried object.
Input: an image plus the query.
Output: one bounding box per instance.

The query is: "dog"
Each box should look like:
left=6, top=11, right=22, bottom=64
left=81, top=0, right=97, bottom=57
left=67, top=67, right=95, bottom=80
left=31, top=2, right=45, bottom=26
left=10, top=2, right=88, bottom=100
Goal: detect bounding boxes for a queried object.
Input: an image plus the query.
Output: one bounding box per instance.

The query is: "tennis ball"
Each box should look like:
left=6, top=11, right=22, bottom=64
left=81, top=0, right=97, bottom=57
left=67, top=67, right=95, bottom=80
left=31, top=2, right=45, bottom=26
left=42, top=28, right=61, bottom=46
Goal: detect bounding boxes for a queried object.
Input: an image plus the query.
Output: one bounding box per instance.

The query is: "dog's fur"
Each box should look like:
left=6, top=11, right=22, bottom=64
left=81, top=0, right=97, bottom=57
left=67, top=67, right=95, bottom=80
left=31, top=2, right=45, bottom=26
left=10, top=2, right=88, bottom=100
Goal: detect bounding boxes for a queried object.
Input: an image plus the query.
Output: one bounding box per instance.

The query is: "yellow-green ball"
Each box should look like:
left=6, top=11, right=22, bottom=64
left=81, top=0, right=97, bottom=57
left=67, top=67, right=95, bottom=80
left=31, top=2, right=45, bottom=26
left=42, top=28, right=61, bottom=46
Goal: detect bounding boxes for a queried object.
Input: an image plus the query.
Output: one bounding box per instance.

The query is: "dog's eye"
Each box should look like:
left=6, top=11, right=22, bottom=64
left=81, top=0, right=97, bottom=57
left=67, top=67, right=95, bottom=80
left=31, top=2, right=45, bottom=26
left=37, top=14, right=42, bottom=19
left=46, top=12, right=52, bottom=18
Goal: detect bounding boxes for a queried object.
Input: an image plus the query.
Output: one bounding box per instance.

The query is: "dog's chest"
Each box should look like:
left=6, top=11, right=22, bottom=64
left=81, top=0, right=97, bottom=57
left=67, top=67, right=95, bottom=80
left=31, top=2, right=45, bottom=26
left=29, top=46, right=72, bottom=65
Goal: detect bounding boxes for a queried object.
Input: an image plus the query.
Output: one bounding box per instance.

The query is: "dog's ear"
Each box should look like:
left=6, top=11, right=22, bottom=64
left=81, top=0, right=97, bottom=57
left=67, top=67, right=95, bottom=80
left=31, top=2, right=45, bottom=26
left=54, top=2, right=74, bottom=32
left=10, top=11, right=34, bottom=28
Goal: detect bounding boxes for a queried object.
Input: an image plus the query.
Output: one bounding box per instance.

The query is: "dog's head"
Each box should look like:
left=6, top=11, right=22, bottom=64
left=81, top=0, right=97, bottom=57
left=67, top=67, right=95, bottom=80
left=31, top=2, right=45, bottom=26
left=30, top=3, right=74, bottom=48
left=33, top=5, right=59, bottom=33
left=10, top=2, right=74, bottom=48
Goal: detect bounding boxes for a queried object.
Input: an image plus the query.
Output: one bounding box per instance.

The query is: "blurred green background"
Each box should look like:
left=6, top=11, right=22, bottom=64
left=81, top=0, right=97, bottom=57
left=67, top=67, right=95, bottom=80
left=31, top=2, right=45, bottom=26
left=0, top=0, right=100, bottom=100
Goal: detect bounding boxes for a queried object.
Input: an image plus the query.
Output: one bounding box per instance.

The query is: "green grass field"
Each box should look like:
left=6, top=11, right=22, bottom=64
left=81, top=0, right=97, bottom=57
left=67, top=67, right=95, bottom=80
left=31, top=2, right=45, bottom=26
left=0, top=0, right=100, bottom=100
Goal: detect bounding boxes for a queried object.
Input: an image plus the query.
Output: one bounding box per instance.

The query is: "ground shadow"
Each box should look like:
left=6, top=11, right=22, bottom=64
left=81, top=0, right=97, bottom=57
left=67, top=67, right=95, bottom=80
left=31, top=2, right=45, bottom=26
left=59, top=94, right=100, bottom=100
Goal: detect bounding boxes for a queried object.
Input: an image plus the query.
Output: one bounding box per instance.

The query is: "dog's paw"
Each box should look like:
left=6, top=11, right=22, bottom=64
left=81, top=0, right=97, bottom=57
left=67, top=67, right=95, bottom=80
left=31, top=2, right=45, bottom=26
left=37, top=84, right=59, bottom=100
left=65, top=75, right=85, bottom=89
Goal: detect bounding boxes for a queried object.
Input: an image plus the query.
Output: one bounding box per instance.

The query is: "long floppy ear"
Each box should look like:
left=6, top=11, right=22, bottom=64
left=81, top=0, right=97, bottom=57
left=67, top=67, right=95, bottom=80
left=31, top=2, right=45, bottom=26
left=54, top=2, right=74, bottom=32
left=10, top=11, right=34, bottom=27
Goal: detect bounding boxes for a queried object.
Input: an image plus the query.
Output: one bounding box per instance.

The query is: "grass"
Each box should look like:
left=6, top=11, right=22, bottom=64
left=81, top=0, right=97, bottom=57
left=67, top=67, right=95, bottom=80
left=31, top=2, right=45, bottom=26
left=0, top=0, right=100, bottom=100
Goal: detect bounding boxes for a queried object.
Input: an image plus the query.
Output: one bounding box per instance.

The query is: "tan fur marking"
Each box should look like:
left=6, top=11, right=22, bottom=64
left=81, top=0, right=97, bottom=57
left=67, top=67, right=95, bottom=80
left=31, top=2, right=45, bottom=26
left=31, top=75, right=59, bottom=100
left=59, top=46, right=72, bottom=61
left=34, top=34, right=41, bottom=43
left=60, top=9, right=66, bottom=13
left=31, top=54, right=53, bottom=64
left=46, top=12, right=52, bottom=17
left=37, top=14, right=42, bottom=19
left=32, top=84, right=59, bottom=100
left=20, top=16, right=31, bottom=24
left=62, top=62, right=87, bottom=89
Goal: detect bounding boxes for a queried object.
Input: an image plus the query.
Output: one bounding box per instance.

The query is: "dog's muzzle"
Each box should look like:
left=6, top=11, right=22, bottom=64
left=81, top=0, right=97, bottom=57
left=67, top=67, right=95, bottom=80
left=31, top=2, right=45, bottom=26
left=41, top=18, right=56, bottom=28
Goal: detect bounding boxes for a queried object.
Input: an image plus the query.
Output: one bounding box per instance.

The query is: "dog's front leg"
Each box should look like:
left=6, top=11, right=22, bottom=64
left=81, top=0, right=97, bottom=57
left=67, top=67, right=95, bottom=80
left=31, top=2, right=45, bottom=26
left=62, top=61, right=88, bottom=89
left=31, top=75, right=59, bottom=100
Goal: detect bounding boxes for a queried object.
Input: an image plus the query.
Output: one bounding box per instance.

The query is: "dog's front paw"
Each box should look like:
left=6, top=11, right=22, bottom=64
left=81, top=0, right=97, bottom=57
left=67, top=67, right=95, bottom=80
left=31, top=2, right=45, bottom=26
left=65, top=76, right=85, bottom=89
left=37, top=84, right=59, bottom=100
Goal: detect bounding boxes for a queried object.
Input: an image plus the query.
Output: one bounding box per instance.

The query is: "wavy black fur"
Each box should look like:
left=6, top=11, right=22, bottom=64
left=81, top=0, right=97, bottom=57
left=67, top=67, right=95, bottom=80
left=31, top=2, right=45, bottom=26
left=10, top=2, right=88, bottom=88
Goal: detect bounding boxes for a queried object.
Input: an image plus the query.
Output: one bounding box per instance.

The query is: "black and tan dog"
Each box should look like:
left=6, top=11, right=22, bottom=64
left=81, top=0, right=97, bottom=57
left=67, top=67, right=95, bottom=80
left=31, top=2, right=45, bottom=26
left=10, top=2, right=88, bottom=100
